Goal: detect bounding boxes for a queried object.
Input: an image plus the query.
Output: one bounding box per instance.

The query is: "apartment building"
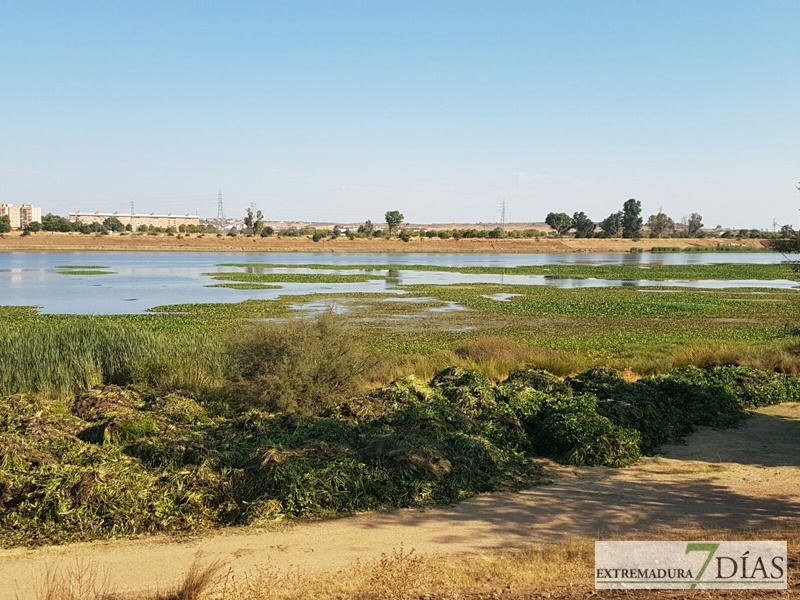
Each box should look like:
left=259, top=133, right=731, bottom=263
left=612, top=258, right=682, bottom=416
left=0, top=204, right=42, bottom=229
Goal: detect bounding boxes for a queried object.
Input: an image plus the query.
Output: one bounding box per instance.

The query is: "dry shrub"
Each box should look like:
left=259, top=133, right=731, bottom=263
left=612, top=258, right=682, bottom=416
left=35, top=561, right=116, bottom=600
left=152, top=561, right=224, bottom=600
left=35, top=561, right=222, bottom=600
left=228, top=314, right=375, bottom=415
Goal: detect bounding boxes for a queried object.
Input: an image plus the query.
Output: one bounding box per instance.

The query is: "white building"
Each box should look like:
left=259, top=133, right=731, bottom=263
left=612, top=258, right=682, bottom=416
left=69, top=212, right=201, bottom=229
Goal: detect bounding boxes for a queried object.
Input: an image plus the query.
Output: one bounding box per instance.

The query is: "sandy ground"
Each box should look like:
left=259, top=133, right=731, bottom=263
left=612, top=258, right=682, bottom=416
left=0, top=402, right=797, bottom=599
left=0, top=232, right=769, bottom=254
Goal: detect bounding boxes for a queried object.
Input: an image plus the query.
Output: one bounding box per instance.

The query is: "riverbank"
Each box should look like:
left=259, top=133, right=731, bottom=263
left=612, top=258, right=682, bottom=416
left=0, top=232, right=770, bottom=253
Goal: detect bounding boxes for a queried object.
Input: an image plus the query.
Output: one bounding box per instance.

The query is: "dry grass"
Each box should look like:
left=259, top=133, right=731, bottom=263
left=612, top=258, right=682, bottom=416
left=34, top=528, right=799, bottom=600
left=369, top=340, right=591, bottom=387
left=670, top=343, right=800, bottom=375
left=33, top=561, right=224, bottom=600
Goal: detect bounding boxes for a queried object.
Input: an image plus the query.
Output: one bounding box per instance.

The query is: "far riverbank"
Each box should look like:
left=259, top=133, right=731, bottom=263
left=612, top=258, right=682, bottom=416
left=0, top=232, right=771, bottom=253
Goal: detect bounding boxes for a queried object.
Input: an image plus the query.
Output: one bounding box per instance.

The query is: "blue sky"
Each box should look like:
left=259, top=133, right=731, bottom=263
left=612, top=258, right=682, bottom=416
left=1, top=1, right=798, bottom=228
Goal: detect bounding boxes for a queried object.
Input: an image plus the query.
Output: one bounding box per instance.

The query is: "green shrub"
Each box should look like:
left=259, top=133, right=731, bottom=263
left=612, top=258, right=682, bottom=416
left=228, top=314, right=374, bottom=415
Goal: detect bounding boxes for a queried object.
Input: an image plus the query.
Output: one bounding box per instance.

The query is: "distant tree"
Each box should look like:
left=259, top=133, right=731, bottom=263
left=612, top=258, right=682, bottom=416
left=260, top=226, right=274, bottom=237
left=686, top=213, right=704, bottom=237
left=572, top=211, right=596, bottom=238
left=331, top=225, right=341, bottom=239
left=545, top=212, right=574, bottom=236
left=244, top=208, right=265, bottom=235
left=600, top=211, right=623, bottom=237
left=773, top=233, right=800, bottom=279
left=0, top=215, right=11, bottom=233
left=125, top=223, right=133, bottom=232
left=780, top=224, right=796, bottom=238
left=102, top=217, right=125, bottom=232
left=41, top=213, right=74, bottom=232
left=23, top=220, right=42, bottom=233
left=399, top=230, right=411, bottom=242
left=488, top=227, right=507, bottom=239
left=622, top=199, right=643, bottom=238
left=384, top=211, right=404, bottom=236
left=646, top=211, right=675, bottom=238
left=357, top=220, right=374, bottom=237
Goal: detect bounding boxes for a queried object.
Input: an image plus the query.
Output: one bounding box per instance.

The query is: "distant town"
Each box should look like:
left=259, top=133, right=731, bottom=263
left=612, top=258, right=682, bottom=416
left=0, top=200, right=795, bottom=241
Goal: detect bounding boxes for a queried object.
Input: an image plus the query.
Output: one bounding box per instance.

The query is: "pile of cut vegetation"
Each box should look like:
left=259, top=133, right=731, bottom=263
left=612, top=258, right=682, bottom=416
left=0, top=365, right=798, bottom=547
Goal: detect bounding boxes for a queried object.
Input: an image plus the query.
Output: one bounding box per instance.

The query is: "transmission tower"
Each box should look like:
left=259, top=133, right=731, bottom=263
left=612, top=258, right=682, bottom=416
left=130, top=200, right=135, bottom=216
left=217, top=190, right=225, bottom=220
left=500, top=200, right=507, bottom=227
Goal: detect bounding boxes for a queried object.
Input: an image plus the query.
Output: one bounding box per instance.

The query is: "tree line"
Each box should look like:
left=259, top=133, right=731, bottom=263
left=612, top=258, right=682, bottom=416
left=545, top=199, right=710, bottom=239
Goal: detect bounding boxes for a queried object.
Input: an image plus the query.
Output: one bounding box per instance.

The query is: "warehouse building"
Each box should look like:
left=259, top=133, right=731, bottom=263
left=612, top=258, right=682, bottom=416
left=69, top=212, right=201, bottom=229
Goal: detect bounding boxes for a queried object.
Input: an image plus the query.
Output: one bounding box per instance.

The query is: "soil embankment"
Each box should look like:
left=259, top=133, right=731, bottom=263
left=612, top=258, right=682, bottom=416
left=0, top=232, right=770, bottom=253
left=0, top=402, right=797, bottom=599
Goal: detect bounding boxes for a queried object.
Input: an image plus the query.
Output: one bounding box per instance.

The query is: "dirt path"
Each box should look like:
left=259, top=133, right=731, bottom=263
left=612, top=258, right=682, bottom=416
left=1, top=403, right=798, bottom=599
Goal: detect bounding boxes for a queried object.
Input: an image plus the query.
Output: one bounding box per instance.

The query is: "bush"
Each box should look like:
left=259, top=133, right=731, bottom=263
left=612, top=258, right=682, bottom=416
left=228, top=314, right=374, bottom=414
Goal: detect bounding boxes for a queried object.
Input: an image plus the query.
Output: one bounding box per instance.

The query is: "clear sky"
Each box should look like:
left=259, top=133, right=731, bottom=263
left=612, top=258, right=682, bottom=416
left=1, top=1, right=798, bottom=228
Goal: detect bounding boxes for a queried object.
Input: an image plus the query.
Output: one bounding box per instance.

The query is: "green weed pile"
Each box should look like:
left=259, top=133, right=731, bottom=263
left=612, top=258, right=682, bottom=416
left=1, top=364, right=797, bottom=547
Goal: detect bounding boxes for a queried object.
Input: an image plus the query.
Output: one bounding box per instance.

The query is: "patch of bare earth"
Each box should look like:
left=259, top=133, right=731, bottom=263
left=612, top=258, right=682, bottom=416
left=1, top=404, right=797, bottom=599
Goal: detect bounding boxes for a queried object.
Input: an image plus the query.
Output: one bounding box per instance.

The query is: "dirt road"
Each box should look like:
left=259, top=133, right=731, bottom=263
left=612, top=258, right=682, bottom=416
left=1, top=403, right=797, bottom=599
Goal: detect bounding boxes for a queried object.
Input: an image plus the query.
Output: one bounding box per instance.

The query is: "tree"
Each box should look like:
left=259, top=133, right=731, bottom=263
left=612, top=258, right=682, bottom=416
left=24, top=221, right=42, bottom=233
left=646, top=211, right=675, bottom=238
left=572, top=211, right=596, bottom=237
left=102, top=217, right=125, bottom=232
left=622, top=198, right=642, bottom=238
left=385, top=211, right=404, bottom=236
left=780, top=224, right=796, bottom=238
left=357, top=220, right=375, bottom=237
left=41, top=213, right=74, bottom=232
left=244, top=208, right=265, bottom=235
left=0, top=215, right=10, bottom=233
left=600, top=211, right=623, bottom=237
left=545, top=212, right=574, bottom=236
left=686, top=213, right=704, bottom=237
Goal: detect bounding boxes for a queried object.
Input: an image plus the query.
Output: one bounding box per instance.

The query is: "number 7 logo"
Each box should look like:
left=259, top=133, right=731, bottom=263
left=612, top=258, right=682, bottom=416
left=686, top=543, right=720, bottom=589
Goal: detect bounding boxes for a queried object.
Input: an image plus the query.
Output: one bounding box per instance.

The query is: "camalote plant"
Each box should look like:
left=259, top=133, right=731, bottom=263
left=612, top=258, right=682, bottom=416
left=1, top=363, right=799, bottom=546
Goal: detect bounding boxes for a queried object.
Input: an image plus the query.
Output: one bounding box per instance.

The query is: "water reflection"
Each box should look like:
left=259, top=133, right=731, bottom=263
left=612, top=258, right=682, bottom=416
left=0, top=251, right=794, bottom=315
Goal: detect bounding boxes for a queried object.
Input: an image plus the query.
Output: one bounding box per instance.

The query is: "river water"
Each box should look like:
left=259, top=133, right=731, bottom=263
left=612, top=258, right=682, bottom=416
left=0, top=251, right=794, bottom=315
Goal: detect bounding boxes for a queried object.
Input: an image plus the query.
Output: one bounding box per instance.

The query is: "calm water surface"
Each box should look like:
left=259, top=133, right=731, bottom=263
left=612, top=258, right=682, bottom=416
left=0, top=252, right=794, bottom=315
